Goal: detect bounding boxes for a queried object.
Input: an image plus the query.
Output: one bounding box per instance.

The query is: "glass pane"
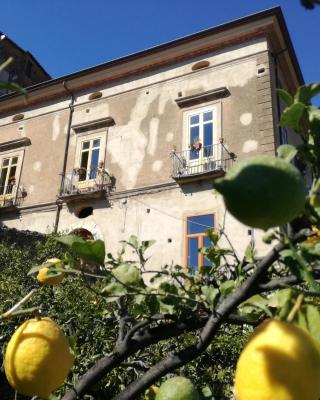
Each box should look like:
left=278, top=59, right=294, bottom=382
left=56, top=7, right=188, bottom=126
left=79, top=151, right=89, bottom=181
left=188, top=237, right=199, bottom=274
left=190, top=115, right=199, bottom=125
left=9, top=166, right=16, bottom=179
left=187, top=214, right=215, bottom=235
left=0, top=168, right=7, bottom=190
left=89, top=148, right=99, bottom=179
left=93, top=139, right=100, bottom=148
left=203, top=111, right=213, bottom=122
left=2, top=159, right=9, bottom=167
left=203, top=236, right=212, bottom=266
left=12, top=157, right=18, bottom=165
left=203, top=123, right=213, bottom=156
left=82, top=141, right=90, bottom=150
left=190, top=126, right=200, bottom=160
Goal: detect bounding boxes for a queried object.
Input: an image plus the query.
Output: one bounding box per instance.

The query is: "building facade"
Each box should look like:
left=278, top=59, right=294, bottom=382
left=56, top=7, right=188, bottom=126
left=0, top=8, right=304, bottom=271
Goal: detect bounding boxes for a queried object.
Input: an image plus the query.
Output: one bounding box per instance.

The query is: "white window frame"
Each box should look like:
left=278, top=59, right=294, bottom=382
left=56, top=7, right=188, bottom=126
left=183, top=102, right=222, bottom=153
left=0, top=148, right=24, bottom=204
left=74, top=130, right=107, bottom=189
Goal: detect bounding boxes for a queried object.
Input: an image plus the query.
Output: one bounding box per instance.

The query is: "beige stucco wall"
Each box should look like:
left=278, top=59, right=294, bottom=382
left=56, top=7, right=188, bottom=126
left=4, top=183, right=269, bottom=266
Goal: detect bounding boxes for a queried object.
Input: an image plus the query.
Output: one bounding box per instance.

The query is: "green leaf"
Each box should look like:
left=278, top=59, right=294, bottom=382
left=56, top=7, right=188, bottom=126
left=305, top=305, right=320, bottom=342
left=244, top=245, right=256, bottom=263
left=141, top=240, right=156, bottom=250
left=308, top=107, right=320, bottom=133
left=101, top=282, right=127, bottom=298
left=56, top=234, right=85, bottom=247
left=27, top=264, right=44, bottom=275
left=48, top=395, right=60, bottom=400
left=127, top=235, right=139, bottom=249
left=159, top=300, right=175, bottom=315
left=294, top=83, right=320, bottom=105
left=219, top=280, right=235, bottom=297
left=277, top=88, right=293, bottom=107
left=294, top=309, right=308, bottom=331
left=277, top=144, right=298, bottom=162
left=268, top=289, right=295, bottom=308
left=0, top=57, right=13, bottom=71
left=112, top=263, right=143, bottom=287
left=72, top=240, right=105, bottom=265
left=201, top=286, right=219, bottom=307
left=280, top=102, right=306, bottom=132
left=200, top=384, right=214, bottom=399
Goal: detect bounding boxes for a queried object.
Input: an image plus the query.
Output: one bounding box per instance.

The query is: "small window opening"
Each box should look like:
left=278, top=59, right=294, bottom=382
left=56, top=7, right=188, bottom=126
left=12, top=114, right=24, bottom=122
left=192, top=60, right=210, bottom=71
left=71, top=228, right=94, bottom=240
left=77, top=206, right=93, bottom=219
left=88, top=91, right=102, bottom=100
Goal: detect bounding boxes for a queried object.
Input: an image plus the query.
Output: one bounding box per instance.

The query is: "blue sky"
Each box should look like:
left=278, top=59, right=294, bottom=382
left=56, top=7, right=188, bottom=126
left=0, top=0, right=319, bottom=88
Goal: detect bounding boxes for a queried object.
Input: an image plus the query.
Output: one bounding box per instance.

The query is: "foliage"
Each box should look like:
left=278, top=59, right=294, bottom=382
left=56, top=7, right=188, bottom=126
left=0, top=234, right=250, bottom=399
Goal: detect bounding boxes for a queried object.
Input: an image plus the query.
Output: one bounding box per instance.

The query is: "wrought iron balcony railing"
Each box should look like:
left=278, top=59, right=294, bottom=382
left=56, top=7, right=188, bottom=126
left=171, top=142, right=235, bottom=180
left=0, top=184, right=24, bottom=208
left=59, top=167, right=113, bottom=200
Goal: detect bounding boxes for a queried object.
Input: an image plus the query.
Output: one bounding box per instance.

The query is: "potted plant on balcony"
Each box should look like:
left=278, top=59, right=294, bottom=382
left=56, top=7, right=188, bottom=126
left=189, top=137, right=202, bottom=151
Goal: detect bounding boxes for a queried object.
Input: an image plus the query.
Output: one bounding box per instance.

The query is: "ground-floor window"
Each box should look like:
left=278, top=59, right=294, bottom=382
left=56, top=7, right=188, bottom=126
left=185, top=213, right=215, bottom=274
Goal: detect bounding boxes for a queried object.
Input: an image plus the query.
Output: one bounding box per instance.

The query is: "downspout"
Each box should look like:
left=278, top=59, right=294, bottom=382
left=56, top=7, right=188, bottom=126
left=54, top=82, right=75, bottom=233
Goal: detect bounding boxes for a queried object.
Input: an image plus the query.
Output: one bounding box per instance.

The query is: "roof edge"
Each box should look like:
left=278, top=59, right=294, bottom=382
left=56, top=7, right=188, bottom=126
left=0, top=7, right=303, bottom=102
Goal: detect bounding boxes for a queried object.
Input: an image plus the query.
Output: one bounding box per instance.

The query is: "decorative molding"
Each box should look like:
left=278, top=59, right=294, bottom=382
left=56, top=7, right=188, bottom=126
left=0, top=137, right=31, bottom=152
left=72, top=117, right=115, bottom=133
left=175, top=87, right=230, bottom=108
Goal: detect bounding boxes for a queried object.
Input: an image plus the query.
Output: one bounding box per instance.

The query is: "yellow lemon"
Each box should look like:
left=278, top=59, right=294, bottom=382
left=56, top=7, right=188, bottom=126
left=37, top=258, right=64, bottom=286
left=4, top=317, right=74, bottom=399
left=234, top=319, right=320, bottom=400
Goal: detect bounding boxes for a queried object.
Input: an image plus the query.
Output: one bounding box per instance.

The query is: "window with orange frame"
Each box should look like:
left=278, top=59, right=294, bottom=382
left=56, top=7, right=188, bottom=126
left=185, top=213, right=215, bottom=274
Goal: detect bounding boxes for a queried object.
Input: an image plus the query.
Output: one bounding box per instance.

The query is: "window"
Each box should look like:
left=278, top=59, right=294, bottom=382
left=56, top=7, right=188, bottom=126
left=185, top=213, right=215, bottom=274
left=188, top=108, right=215, bottom=160
left=0, top=156, right=19, bottom=196
left=181, top=103, right=222, bottom=176
left=79, top=138, right=101, bottom=181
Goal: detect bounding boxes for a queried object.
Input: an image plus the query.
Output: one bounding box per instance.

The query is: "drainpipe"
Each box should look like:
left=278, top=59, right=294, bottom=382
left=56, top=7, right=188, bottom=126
left=270, top=49, right=287, bottom=145
left=54, top=81, right=75, bottom=233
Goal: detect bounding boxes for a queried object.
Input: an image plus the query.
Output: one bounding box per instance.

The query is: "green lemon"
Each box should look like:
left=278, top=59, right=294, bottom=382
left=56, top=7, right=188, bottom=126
left=213, top=156, right=305, bottom=230
left=156, top=377, right=199, bottom=400
left=112, top=263, right=142, bottom=287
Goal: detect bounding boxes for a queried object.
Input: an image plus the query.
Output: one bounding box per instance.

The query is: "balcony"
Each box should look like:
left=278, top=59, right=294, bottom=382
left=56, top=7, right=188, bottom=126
left=0, top=184, right=24, bottom=211
left=58, top=167, right=114, bottom=202
left=171, top=141, right=235, bottom=183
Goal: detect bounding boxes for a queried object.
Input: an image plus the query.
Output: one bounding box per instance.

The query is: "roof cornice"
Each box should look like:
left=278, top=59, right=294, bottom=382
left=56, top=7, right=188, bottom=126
left=0, top=7, right=303, bottom=114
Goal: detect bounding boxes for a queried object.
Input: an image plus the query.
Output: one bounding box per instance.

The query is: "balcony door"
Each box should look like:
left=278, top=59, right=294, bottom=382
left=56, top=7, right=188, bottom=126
left=0, top=156, right=18, bottom=205
left=185, top=105, right=218, bottom=175
left=78, top=138, right=101, bottom=188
